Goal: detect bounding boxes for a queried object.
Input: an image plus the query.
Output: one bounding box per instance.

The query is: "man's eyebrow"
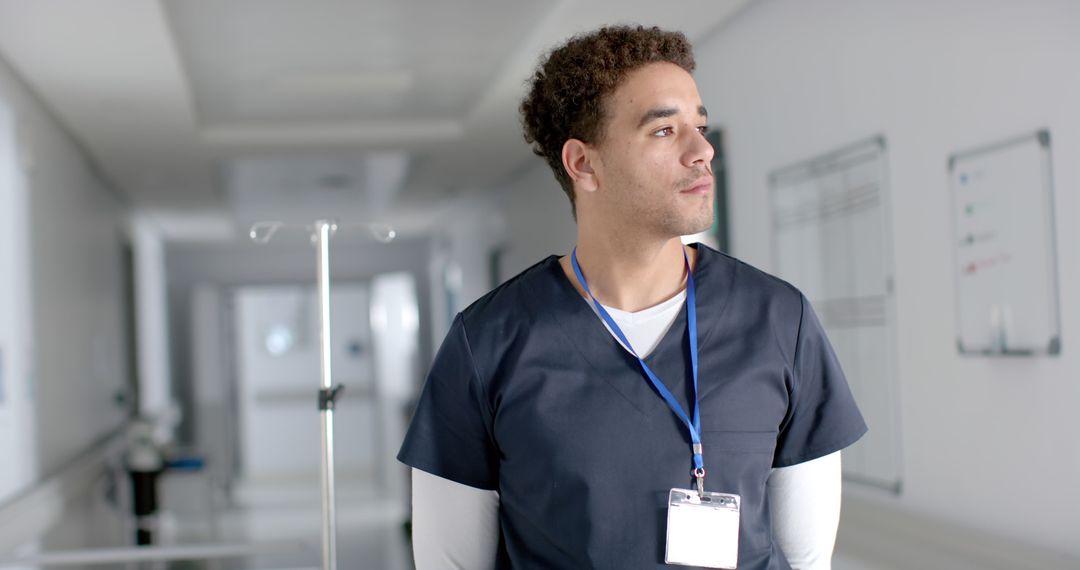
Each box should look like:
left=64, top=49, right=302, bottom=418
left=637, top=107, right=677, bottom=128
left=636, top=105, right=709, bottom=128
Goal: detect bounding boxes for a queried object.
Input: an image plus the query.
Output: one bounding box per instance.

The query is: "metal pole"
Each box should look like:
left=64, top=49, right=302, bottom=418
left=315, top=220, right=338, bottom=570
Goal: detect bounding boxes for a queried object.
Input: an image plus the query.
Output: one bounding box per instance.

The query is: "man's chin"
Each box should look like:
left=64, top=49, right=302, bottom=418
left=675, top=217, right=715, bottom=238
left=647, top=210, right=714, bottom=240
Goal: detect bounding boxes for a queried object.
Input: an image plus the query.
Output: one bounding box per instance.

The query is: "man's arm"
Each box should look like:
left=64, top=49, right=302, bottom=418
left=767, top=451, right=843, bottom=570
left=411, top=467, right=500, bottom=570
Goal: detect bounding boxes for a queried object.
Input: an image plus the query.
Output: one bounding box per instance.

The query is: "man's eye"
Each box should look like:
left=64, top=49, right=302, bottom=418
left=697, top=126, right=709, bottom=135
left=653, top=127, right=674, bottom=137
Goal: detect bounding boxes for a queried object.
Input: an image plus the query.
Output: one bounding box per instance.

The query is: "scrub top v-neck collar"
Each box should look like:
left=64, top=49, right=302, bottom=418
left=550, top=252, right=687, bottom=364
left=535, top=244, right=733, bottom=412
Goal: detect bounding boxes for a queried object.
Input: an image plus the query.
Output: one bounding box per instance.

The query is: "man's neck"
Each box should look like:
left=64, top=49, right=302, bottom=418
left=559, top=232, right=696, bottom=313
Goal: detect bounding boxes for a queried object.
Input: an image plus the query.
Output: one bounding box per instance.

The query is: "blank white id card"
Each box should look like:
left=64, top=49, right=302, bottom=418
left=665, top=488, right=740, bottom=569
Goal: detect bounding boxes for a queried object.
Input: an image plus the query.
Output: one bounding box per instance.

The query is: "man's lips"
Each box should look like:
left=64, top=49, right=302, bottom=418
left=680, top=177, right=714, bottom=195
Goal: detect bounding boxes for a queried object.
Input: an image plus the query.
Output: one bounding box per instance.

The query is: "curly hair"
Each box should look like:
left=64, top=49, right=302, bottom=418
left=519, top=25, right=696, bottom=215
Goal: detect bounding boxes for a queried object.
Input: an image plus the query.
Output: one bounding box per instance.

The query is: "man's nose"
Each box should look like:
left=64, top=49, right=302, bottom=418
left=683, top=129, right=715, bottom=167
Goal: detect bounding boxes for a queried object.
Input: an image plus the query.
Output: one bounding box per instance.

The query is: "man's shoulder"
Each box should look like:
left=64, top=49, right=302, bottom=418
left=458, top=255, right=559, bottom=330
left=697, top=245, right=809, bottom=363
left=697, top=244, right=804, bottom=307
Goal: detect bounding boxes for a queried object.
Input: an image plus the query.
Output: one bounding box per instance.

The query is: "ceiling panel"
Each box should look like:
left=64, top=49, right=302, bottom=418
left=164, top=0, right=557, bottom=125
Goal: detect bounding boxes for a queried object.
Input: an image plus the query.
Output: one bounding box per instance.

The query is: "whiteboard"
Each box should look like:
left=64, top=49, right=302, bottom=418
left=769, top=136, right=903, bottom=493
left=948, top=131, right=1060, bottom=356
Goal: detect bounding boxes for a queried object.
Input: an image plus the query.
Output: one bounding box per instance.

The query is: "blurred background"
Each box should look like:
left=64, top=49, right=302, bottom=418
left=0, top=0, right=1077, bottom=568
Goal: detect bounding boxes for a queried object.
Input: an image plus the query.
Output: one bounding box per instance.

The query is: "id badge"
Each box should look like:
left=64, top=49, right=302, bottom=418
left=665, top=488, right=740, bottom=569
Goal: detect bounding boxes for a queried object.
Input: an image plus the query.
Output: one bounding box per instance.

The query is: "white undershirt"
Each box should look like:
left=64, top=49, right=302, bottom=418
left=590, top=289, right=688, bottom=358
left=410, top=292, right=842, bottom=569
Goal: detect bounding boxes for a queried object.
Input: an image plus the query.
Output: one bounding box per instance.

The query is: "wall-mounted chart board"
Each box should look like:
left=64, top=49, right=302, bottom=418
left=769, top=136, right=902, bottom=493
left=948, top=130, right=1060, bottom=356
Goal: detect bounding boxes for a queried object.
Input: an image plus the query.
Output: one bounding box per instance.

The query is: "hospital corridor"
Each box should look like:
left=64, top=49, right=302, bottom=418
left=0, top=1, right=1077, bottom=569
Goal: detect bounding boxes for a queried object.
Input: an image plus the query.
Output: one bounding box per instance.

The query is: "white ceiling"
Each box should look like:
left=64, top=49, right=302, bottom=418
left=0, top=0, right=750, bottom=225
left=165, top=0, right=554, bottom=125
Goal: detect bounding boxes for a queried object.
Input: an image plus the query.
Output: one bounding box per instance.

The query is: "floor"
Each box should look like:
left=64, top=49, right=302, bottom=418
left=3, top=465, right=1052, bottom=570
left=2, top=464, right=899, bottom=570
left=2, top=467, right=412, bottom=570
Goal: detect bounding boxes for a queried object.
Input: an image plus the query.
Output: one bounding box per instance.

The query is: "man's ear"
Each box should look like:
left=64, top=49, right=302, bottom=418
left=561, top=139, right=598, bottom=193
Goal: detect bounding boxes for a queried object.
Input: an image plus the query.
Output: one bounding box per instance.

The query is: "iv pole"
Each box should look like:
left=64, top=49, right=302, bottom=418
left=249, top=219, right=396, bottom=570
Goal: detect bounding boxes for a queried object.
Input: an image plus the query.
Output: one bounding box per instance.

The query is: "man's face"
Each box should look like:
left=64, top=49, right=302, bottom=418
left=590, top=62, right=715, bottom=237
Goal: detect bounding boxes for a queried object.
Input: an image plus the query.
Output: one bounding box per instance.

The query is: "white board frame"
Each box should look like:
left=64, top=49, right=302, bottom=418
left=768, top=136, right=903, bottom=493
left=947, top=130, right=1061, bottom=356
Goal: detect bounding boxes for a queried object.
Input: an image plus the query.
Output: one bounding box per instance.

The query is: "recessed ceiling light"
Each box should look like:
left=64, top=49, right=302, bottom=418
left=263, top=69, right=415, bottom=96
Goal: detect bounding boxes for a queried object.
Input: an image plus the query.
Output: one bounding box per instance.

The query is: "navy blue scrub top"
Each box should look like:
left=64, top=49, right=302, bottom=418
left=398, top=244, right=868, bottom=569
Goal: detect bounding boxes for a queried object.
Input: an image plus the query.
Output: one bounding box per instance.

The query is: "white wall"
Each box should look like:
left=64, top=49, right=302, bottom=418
left=444, top=195, right=513, bottom=306
left=692, top=0, right=1080, bottom=556
left=426, top=194, right=513, bottom=347
left=499, top=163, right=577, bottom=280
left=0, top=52, right=129, bottom=498
left=0, top=94, right=34, bottom=504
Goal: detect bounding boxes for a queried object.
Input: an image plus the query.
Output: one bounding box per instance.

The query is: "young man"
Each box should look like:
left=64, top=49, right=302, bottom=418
left=398, top=26, right=867, bottom=569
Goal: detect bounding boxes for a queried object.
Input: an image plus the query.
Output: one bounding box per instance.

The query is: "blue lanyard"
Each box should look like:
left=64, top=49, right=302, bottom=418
left=571, top=247, right=706, bottom=493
